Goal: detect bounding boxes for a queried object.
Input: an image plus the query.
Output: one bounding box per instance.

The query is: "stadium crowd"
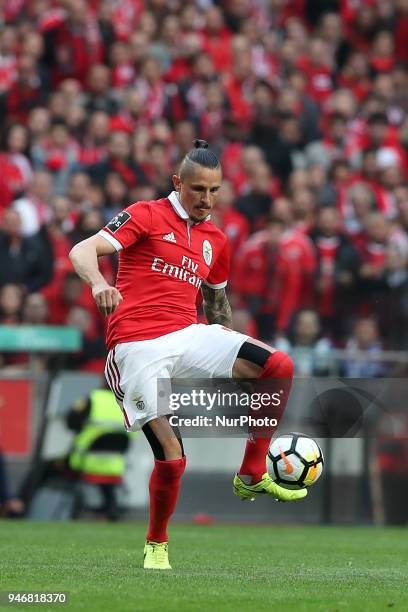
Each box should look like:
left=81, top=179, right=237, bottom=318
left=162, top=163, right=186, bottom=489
left=0, top=0, right=407, bottom=375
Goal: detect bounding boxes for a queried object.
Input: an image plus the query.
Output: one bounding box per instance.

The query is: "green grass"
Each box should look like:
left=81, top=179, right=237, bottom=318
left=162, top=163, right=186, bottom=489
left=0, top=521, right=407, bottom=611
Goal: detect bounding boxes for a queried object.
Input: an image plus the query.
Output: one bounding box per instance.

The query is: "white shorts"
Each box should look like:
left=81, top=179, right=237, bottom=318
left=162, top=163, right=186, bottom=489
left=105, top=324, right=248, bottom=431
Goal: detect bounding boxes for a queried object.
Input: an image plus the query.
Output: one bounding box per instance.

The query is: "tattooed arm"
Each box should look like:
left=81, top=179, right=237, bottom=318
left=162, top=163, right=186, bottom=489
left=201, top=285, right=233, bottom=329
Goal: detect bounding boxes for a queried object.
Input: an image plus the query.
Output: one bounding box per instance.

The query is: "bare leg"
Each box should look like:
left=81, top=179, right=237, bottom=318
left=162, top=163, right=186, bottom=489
left=143, top=416, right=183, bottom=460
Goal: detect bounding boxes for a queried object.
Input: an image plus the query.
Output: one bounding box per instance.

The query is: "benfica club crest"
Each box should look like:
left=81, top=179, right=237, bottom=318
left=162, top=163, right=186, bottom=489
left=202, top=240, right=212, bottom=265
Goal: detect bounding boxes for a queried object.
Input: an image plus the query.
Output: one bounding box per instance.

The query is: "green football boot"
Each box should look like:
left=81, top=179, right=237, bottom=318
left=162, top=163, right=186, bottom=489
left=143, top=541, right=172, bottom=570
left=233, top=472, right=308, bottom=502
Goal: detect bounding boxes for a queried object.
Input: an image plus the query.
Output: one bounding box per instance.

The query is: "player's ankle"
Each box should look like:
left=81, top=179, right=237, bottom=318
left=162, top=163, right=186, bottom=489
left=238, top=473, right=263, bottom=485
left=238, top=474, right=253, bottom=484
left=146, top=538, right=168, bottom=544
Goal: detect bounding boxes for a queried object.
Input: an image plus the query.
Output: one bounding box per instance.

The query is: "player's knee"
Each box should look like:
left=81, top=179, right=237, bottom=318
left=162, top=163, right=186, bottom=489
left=262, top=351, right=294, bottom=379
left=142, top=416, right=185, bottom=460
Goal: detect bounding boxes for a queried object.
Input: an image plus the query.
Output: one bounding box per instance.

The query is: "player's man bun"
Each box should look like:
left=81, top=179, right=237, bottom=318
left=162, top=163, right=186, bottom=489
left=193, top=139, right=209, bottom=149
left=179, top=139, right=220, bottom=179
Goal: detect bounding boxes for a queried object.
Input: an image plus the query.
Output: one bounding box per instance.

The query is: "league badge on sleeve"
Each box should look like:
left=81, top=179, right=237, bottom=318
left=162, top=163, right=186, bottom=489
left=107, top=211, right=131, bottom=233
left=202, top=240, right=212, bottom=265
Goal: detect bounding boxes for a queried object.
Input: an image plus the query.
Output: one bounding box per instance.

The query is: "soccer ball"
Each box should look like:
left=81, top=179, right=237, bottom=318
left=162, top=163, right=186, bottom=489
left=266, top=432, right=324, bottom=490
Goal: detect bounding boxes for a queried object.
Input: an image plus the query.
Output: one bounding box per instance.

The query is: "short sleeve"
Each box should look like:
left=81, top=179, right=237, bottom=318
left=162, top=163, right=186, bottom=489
left=205, top=238, right=230, bottom=289
left=98, top=202, right=152, bottom=251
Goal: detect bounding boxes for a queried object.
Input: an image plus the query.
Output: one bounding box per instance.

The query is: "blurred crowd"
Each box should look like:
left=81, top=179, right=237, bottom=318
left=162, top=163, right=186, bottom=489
left=0, top=0, right=408, bottom=375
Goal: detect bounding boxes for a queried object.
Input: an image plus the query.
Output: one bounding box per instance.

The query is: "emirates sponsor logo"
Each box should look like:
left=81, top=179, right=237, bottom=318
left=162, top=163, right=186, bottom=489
left=151, top=256, right=202, bottom=288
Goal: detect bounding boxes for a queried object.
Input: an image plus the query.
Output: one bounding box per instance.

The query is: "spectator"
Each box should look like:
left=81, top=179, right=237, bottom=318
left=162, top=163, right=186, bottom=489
left=149, top=15, right=181, bottom=73
left=358, top=213, right=408, bottom=310
left=78, top=111, right=109, bottom=167
left=212, top=179, right=249, bottom=264
left=0, top=284, right=23, bottom=325
left=199, top=81, right=230, bottom=151
left=233, top=217, right=316, bottom=340
left=13, top=170, right=52, bottom=237
left=235, top=162, right=276, bottom=231
left=41, top=269, right=76, bottom=319
left=342, top=181, right=377, bottom=246
left=110, top=89, right=145, bottom=135
left=142, top=140, right=173, bottom=198
left=22, top=292, right=49, bottom=325
left=292, top=189, right=316, bottom=231
left=27, top=106, right=51, bottom=145
left=83, top=65, right=118, bottom=116
left=0, top=26, right=18, bottom=96
left=341, top=316, right=386, bottom=378
left=338, top=51, right=372, bottom=103
left=70, top=209, right=106, bottom=244
left=376, top=242, right=408, bottom=350
left=86, top=130, right=146, bottom=190
left=286, top=69, right=321, bottom=143
left=103, top=172, right=129, bottom=222
left=0, top=451, right=24, bottom=518
left=109, top=41, right=136, bottom=91
left=44, top=195, right=75, bottom=288
left=64, top=305, right=106, bottom=373
left=0, top=54, right=46, bottom=126
left=31, top=119, right=79, bottom=194
left=222, top=144, right=264, bottom=195
left=202, top=6, right=233, bottom=73
left=133, top=56, right=167, bottom=123
left=0, top=208, right=52, bottom=292
left=172, top=120, right=196, bottom=163
left=257, top=111, right=303, bottom=182
left=370, top=30, right=395, bottom=74
left=2, top=123, right=32, bottom=193
left=276, top=309, right=333, bottom=377
left=42, top=0, right=104, bottom=86
left=395, top=185, right=408, bottom=236
left=67, top=172, right=92, bottom=211
left=231, top=307, right=257, bottom=337
left=129, top=31, right=150, bottom=73
left=310, top=206, right=360, bottom=337
left=0, top=284, right=23, bottom=368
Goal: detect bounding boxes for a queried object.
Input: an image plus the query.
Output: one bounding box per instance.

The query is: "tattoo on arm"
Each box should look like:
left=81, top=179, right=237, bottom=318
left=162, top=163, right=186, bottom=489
left=201, top=286, right=233, bottom=329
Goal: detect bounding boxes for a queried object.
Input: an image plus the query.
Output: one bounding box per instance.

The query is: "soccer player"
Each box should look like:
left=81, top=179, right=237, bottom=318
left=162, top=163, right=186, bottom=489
left=69, top=140, right=307, bottom=570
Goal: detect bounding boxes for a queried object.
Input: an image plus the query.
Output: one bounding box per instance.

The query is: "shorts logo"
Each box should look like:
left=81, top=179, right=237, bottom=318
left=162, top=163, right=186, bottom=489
left=133, top=394, right=145, bottom=411
left=203, top=240, right=212, bottom=265
left=106, top=211, right=131, bottom=233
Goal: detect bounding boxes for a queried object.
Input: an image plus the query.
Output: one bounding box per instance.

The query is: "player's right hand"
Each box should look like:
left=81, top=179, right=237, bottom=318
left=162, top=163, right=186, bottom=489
left=92, top=284, right=123, bottom=316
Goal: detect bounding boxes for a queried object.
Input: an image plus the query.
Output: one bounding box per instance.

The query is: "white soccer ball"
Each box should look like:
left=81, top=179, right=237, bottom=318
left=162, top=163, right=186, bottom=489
left=266, top=432, right=324, bottom=490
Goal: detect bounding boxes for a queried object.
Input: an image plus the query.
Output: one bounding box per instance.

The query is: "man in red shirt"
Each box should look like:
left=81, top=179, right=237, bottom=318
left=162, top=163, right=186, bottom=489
left=233, top=218, right=316, bottom=339
left=70, top=140, right=306, bottom=570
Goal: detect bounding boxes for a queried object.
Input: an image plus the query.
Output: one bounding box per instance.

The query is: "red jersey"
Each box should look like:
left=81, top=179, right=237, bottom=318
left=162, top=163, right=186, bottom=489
left=99, top=192, right=229, bottom=348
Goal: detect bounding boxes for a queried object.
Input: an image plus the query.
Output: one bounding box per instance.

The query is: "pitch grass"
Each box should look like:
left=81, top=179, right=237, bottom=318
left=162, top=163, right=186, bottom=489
left=0, top=522, right=407, bottom=612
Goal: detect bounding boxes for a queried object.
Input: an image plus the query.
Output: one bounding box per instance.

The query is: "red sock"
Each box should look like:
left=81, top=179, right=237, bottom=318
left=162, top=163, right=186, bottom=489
left=146, top=456, right=186, bottom=543
left=239, top=351, right=294, bottom=483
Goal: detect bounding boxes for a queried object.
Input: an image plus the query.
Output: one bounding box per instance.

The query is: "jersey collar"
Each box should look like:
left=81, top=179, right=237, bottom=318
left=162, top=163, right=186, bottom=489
left=168, top=191, right=189, bottom=219
left=167, top=191, right=211, bottom=223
